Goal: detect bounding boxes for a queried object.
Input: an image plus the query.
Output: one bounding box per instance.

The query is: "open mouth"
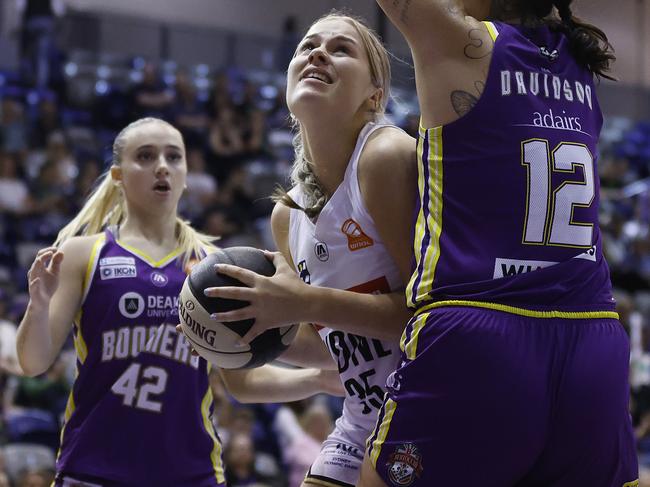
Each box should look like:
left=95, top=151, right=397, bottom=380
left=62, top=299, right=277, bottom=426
left=301, top=69, right=333, bottom=84
left=153, top=181, right=171, bottom=194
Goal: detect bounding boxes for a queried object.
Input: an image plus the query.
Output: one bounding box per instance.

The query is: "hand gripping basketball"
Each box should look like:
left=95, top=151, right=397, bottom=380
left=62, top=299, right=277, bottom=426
left=178, top=247, right=299, bottom=368
left=203, top=250, right=308, bottom=344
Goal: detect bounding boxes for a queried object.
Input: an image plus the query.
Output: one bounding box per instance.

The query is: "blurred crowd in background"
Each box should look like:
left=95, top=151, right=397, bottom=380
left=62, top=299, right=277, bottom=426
left=0, top=1, right=649, bottom=486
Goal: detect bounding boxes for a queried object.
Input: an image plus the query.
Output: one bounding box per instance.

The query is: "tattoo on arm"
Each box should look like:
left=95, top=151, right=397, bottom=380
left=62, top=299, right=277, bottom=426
left=450, top=90, right=478, bottom=117
left=464, top=28, right=492, bottom=59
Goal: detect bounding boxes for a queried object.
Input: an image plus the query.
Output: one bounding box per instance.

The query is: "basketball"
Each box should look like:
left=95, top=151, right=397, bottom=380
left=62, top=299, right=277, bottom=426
left=178, top=247, right=298, bottom=369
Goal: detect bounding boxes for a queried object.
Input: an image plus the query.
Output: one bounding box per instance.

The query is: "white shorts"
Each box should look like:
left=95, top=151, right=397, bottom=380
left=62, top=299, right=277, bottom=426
left=304, top=429, right=365, bottom=487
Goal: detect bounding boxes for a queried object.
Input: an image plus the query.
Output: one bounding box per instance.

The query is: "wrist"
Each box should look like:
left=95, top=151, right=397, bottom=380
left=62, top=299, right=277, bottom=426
left=301, top=285, right=328, bottom=325
left=26, top=299, right=49, bottom=316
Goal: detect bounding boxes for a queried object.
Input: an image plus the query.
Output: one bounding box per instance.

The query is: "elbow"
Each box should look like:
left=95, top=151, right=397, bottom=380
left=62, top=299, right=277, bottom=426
left=219, top=375, right=255, bottom=403
left=16, top=351, right=48, bottom=377
left=17, top=358, right=46, bottom=377
left=225, top=387, right=255, bottom=403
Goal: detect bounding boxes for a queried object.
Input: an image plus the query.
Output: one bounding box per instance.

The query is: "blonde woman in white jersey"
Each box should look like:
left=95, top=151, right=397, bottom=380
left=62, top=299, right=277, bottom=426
left=205, top=12, right=416, bottom=487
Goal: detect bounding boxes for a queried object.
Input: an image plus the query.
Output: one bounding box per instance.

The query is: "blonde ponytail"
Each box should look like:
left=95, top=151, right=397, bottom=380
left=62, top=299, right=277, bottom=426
left=175, top=217, right=218, bottom=268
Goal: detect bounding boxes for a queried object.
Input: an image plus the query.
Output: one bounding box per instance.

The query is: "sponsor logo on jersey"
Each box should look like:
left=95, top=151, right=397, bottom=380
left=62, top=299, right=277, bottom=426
left=100, top=256, right=136, bottom=266
left=118, top=292, right=145, bottom=318
left=100, top=265, right=137, bottom=280
left=314, top=242, right=329, bottom=262
left=493, top=246, right=597, bottom=278
left=297, top=260, right=311, bottom=284
left=150, top=271, right=169, bottom=287
left=386, top=443, right=423, bottom=486
left=99, top=256, right=137, bottom=281
left=341, top=218, right=374, bottom=251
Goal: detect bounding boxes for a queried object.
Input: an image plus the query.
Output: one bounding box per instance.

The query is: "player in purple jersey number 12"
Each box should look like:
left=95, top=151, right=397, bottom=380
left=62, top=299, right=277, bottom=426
left=357, top=1, right=639, bottom=486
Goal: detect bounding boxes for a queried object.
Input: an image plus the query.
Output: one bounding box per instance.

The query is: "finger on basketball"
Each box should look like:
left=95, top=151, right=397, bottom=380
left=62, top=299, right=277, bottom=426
left=214, top=263, right=256, bottom=286
left=210, top=307, right=253, bottom=323
left=203, top=285, right=254, bottom=300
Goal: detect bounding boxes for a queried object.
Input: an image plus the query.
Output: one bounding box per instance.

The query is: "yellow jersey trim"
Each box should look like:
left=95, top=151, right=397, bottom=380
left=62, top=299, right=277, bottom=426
left=622, top=480, right=639, bottom=487
left=115, top=239, right=183, bottom=268
left=73, top=310, right=88, bottom=364
left=201, top=384, right=226, bottom=484
left=81, top=235, right=105, bottom=302
left=416, top=300, right=619, bottom=320
left=402, top=313, right=429, bottom=361
left=369, top=398, right=397, bottom=467
left=56, top=391, right=76, bottom=461
left=406, top=126, right=444, bottom=306
left=483, top=21, right=499, bottom=42
left=74, top=236, right=104, bottom=364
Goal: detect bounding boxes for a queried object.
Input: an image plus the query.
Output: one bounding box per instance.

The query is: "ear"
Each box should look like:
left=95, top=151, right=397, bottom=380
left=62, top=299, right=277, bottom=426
left=110, top=165, right=122, bottom=186
left=368, top=88, right=384, bottom=112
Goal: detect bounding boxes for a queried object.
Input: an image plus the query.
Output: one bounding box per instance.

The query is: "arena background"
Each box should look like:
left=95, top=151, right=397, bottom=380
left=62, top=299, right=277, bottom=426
left=0, top=1, right=648, bottom=486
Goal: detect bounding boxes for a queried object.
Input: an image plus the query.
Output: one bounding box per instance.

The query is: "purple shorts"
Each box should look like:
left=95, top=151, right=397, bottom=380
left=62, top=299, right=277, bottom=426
left=367, top=306, right=638, bottom=487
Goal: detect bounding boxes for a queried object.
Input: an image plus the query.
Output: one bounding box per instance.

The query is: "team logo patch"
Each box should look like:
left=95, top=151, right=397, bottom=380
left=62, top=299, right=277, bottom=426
left=386, top=443, right=423, bottom=486
left=314, top=242, right=329, bottom=262
left=540, top=46, right=559, bottom=62
left=118, top=292, right=145, bottom=319
left=150, top=271, right=169, bottom=287
left=341, top=219, right=373, bottom=251
left=297, top=260, right=311, bottom=284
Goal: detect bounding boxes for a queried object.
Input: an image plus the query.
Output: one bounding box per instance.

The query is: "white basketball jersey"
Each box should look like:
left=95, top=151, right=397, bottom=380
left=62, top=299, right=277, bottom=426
left=288, top=122, right=403, bottom=447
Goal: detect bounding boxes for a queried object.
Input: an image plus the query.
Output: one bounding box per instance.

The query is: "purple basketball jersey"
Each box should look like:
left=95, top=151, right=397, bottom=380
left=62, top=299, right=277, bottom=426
left=407, top=21, right=616, bottom=315
left=56, top=229, right=225, bottom=486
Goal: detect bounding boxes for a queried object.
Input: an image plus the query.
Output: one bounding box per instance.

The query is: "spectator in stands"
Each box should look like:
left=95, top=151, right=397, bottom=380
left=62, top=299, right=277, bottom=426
left=42, top=131, right=76, bottom=193
left=17, top=0, right=65, bottom=89
left=207, top=71, right=234, bottom=119
left=207, top=106, right=245, bottom=182
left=29, top=96, right=61, bottom=149
left=0, top=151, right=30, bottom=215
left=4, top=354, right=70, bottom=449
left=172, top=70, right=209, bottom=148
left=0, top=97, right=29, bottom=157
left=0, top=291, right=21, bottom=376
left=179, top=147, right=217, bottom=220
left=274, top=401, right=334, bottom=487
left=241, top=109, right=268, bottom=159
left=15, top=468, right=55, bottom=487
left=71, top=158, right=101, bottom=212
left=129, top=62, right=174, bottom=120
left=224, top=432, right=284, bottom=487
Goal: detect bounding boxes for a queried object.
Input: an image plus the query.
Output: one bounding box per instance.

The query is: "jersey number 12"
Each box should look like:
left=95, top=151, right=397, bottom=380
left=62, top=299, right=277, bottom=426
left=521, top=139, right=595, bottom=248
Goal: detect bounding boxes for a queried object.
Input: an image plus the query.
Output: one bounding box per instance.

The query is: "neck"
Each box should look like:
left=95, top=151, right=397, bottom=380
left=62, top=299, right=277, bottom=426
left=120, top=208, right=178, bottom=247
left=300, top=114, right=369, bottom=197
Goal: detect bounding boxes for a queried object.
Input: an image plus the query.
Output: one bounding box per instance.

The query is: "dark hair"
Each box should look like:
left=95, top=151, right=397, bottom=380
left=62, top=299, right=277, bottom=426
left=490, top=0, right=616, bottom=80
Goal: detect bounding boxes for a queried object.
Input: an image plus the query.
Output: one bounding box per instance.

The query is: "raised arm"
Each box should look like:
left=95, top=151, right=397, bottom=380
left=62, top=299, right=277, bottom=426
left=375, top=0, right=470, bottom=53
left=376, top=0, right=495, bottom=127
left=16, top=236, right=95, bottom=376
